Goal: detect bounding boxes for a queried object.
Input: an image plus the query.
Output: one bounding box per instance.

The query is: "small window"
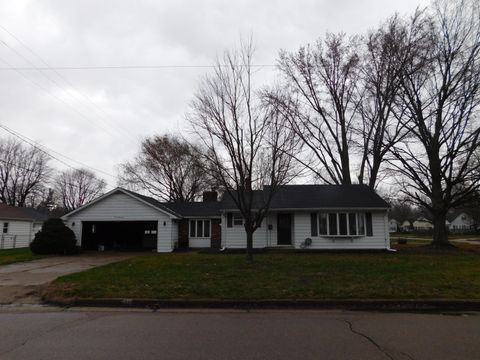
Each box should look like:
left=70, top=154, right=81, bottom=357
left=91, top=224, right=96, bottom=234
left=328, top=213, right=338, bottom=235
left=190, top=219, right=211, bottom=238
left=144, top=230, right=151, bottom=235
left=349, top=213, right=357, bottom=235
left=319, top=213, right=328, bottom=235
left=339, top=213, right=348, bottom=235
left=366, top=213, right=373, bottom=236
left=2, top=222, right=8, bottom=234
left=151, top=229, right=157, bottom=235
left=233, top=214, right=243, bottom=226
left=310, top=213, right=318, bottom=236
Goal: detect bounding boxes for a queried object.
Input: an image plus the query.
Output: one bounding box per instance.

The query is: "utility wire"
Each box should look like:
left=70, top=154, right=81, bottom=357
left=0, top=123, right=117, bottom=180
left=0, top=64, right=276, bottom=70
left=0, top=25, right=138, bottom=142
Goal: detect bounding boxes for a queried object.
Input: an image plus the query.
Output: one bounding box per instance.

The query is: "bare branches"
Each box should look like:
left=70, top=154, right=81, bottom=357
left=389, top=0, right=480, bottom=245
left=0, top=137, right=51, bottom=206
left=118, top=134, right=211, bottom=202
left=188, top=41, right=299, bottom=259
left=54, top=168, right=106, bottom=211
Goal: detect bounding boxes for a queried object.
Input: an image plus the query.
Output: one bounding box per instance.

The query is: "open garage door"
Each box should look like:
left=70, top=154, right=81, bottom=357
left=81, top=221, right=158, bottom=251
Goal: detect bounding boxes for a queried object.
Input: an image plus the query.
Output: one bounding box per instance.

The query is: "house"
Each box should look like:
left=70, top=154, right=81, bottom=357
left=0, top=204, right=48, bottom=249
left=400, top=220, right=412, bottom=232
left=412, top=217, right=433, bottom=231
left=447, top=211, right=476, bottom=232
left=62, top=185, right=391, bottom=252
left=388, top=219, right=399, bottom=233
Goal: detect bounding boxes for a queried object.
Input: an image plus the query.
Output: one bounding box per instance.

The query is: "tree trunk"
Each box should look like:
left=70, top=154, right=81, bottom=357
left=246, top=229, right=254, bottom=261
left=431, top=212, right=450, bottom=247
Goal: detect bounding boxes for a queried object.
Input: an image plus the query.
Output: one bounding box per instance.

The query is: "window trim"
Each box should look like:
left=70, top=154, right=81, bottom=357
left=189, top=219, right=211, bottom=238
left=2, top=222, right=8, bottom=234
left=312, top=212, right=370, bottom=237
left=232, top=214, right=243, bottom=227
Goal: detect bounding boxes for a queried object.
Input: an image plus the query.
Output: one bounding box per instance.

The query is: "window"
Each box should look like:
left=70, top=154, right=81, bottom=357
left=339, top=213, right=348, bottom=235
left=319, top=213, right=328, bottom=235
left=2, top=222, right=8, bottom=234
left=328, top=213, right=338, bottom=235
left=312, top=213, right=368, bottom=237
left=189, top=219, right=211, bottom=238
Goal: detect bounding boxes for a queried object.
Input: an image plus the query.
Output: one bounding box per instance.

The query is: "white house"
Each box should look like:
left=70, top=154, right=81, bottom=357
left=0, top=204, right=48, bottom=249
left=448, top=211, right=476, bottom=232
left=62, top=185, right=391, bottom=252
left=388, top=219, right=399, bottom=233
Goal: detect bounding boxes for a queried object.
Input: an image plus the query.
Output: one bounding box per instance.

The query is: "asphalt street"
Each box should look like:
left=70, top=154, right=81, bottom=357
left=0, top=308, right=478, bottom=360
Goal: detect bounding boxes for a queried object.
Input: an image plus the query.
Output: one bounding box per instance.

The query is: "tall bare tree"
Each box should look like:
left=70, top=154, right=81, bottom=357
left=0, top=137, right=51, bottom=207
left=189, top=41, right=299, bottom=260
left=119, top=134, right=211, bottom=202
left=390, top=0, right=480, bottom=246
left=276, top=33, right=361, bottom=185
left=54, top=168, right=106, bottom=211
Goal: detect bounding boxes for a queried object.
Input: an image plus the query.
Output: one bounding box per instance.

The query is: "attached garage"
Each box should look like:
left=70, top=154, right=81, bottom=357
left=62, top=188, right=181, bottom=253
left=81, top=221, right=158, bottom=251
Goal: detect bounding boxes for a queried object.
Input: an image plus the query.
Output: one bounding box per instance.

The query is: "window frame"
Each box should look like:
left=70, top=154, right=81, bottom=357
left=232, top=214, right=243, bottom=227
left=189, top=219, right=212, bottom=238
left=2, top=222, right=8, bottom=234
left=311, top=212, right=370, bottom=237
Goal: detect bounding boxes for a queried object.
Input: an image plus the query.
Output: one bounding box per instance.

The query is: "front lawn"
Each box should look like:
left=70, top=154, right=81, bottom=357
left=0, top=248, right=44, bottom=266
left=48, top=249, right=480, bottom=300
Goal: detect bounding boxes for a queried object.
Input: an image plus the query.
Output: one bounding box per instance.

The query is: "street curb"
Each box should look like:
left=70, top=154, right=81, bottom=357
left=42, top=296, right=480, bottom=312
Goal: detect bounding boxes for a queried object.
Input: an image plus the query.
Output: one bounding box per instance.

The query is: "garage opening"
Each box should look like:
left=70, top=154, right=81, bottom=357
left=81, top=221, right=158, bottom=251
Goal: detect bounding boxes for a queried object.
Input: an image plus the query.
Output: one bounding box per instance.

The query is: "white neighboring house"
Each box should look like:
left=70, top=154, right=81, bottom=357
left=448, top=211, right=476, bottom=232
left=388, top=219, right=399, bottom=233
left=412, top=217, right=433, bottom=231
left=0, top=204, right=48, bottom=249
left=62, top=185, right=391, bottom=252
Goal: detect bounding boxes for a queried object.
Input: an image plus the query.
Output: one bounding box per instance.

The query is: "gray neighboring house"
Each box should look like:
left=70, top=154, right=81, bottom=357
left=62, top=185, right=391, bottom=252
left=447, top=211, right=477, bottom=232
left=0, top=204, right=48, bottom=249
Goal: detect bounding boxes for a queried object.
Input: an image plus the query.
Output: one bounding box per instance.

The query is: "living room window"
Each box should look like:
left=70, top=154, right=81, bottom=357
left=311, top=213, right=371, bottom=237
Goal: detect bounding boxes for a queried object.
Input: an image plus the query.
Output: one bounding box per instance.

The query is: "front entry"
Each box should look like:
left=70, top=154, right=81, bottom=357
left=277, top=213, right=292, bottom=245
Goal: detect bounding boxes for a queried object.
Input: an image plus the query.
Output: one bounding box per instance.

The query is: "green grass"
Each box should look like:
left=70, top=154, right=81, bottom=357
left=49, top=250, right=480, bottom=300
left=0, top=248, right=44, bottom=266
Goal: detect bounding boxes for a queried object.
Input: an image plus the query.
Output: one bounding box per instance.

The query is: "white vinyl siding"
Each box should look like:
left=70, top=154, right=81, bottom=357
left=65, top=192, right=175, bottom=252
left=0, top=220, right=36, bottom=249
left=294, top=211, right=389, bottom=249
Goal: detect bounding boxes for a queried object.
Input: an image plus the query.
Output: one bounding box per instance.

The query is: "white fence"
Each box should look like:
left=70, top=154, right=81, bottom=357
left=0, top=234, right=31, bottom=249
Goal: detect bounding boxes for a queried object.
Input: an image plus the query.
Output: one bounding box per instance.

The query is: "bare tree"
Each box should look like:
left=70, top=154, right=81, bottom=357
left=390, top=0, right=480, bottom=246
left=356, top=15, right=412, bottom=188
left=119, top=134, right=211, bottom=202
left=0, top=137, right=51, bottom=207
left=54, top=168, right=106, bottom=211
left=276, top=33, right=361, bottom=185
left=188, top=41, right=299, bottom=260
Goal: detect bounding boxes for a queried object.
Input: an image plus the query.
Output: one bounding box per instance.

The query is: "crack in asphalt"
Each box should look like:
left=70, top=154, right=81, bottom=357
left=343, top=319, right=396, bottom=360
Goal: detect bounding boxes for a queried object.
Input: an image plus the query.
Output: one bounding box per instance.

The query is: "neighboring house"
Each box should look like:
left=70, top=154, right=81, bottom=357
left=0, top=204, right=48, bottom=249
left=447, top=211, right=476, bottom=232
left=412, top=217, right=433, bottom=231
left=62, top=185, right=391, bottom=252
left=400, top=220, right=412, bottom=232
left=388, top=219, right=399, bottom=233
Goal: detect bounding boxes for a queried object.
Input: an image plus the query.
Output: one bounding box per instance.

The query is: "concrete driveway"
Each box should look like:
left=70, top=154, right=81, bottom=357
left=0, top=253, right=133, bottom=305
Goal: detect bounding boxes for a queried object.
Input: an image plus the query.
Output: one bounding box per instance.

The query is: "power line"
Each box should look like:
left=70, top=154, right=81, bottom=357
left=0, top=64, right=277, bottom=70
left=0, top=25, right=138, bottom=142
left=0, top=123, right=117, bottom=180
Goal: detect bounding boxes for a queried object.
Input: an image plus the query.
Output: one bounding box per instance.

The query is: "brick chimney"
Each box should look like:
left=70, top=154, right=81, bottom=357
left=202, top=191, right=218, bottom=202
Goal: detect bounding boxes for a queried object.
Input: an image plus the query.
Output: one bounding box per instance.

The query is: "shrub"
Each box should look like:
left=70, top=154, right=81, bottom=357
left=30, top=218, right=77, bottom=255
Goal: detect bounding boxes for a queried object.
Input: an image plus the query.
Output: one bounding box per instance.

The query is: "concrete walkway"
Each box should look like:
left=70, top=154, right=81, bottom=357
left=0, top=253, right=133, bottom=305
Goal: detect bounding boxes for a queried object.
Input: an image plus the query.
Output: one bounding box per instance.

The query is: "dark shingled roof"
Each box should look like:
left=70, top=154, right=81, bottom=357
left=221, top=185, right=389, bottom=210
left=163, top=201, right=222, bottom=217
left=0, top=203, right=48, bottom=221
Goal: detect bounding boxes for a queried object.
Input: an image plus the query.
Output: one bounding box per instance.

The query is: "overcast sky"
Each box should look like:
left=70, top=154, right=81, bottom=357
left=0, top=0, right=430, bottom=189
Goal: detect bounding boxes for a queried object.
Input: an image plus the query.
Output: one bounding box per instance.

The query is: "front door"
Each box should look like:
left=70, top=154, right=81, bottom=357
left=277, top=213, right=292, bottom=245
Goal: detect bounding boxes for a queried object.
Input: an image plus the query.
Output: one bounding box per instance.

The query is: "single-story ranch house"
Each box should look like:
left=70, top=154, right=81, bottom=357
left=61, top=185, right=391, bottom=252
left=0, top=203, right=48, bottom=249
